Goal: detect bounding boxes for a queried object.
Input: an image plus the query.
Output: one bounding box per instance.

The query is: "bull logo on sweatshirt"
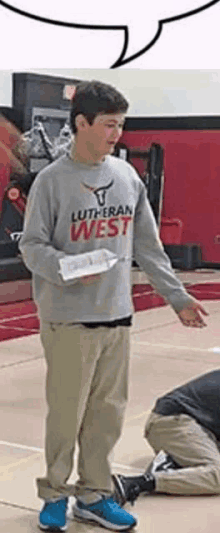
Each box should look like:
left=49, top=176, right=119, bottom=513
left=82, top=180, right=114, bottom=207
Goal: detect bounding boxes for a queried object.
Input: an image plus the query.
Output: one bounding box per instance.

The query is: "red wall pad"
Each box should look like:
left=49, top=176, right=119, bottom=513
left=122, top=129, right=220, bottom=265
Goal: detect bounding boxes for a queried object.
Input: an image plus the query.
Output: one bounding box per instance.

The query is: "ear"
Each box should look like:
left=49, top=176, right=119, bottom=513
left=75, top=114, right=90, bottom=132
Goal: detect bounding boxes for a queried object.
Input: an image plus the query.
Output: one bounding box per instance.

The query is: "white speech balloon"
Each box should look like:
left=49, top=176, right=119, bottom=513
left=1, top=0, right=219, bottom=66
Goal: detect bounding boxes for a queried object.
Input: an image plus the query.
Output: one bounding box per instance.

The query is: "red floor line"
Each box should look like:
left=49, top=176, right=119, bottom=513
left=0, top=324, right=39, bottom=332
left=0, top=283, right=219, bottom=342
left=0, top=313, right=38, bottom=324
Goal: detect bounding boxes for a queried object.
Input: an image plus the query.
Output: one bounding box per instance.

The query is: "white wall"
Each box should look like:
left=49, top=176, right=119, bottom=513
left=1, top=69, right=220, bottom=117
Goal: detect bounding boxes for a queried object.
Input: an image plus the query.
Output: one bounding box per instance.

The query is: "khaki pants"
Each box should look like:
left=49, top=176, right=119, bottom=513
left=145, top=412, right=220, bottom=495
left=37, top=322, right=130, bottom=503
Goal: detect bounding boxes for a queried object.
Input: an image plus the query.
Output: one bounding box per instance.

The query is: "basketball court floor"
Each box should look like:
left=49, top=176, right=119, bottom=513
left=0, top=269, right=220, bottom=533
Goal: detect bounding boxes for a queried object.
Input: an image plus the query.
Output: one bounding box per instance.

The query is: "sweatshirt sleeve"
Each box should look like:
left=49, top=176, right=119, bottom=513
left=19, top=172, right=74, bottom=286
left=133, top=183, right=193, bottom=312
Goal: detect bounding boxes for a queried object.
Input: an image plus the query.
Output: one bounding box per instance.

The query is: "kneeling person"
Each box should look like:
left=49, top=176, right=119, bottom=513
left=113, top=370, right=220, bottom=505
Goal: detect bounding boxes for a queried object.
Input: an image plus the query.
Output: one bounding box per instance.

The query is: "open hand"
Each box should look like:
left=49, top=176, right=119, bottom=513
left=176, top=299, right=209, bottom=328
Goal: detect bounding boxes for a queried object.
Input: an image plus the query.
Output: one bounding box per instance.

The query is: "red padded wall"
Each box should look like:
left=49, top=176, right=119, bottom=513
left=121, top=130, right=220, bottom=264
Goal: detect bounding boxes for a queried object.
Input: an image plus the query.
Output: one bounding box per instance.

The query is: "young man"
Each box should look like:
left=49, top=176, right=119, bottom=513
left=19, top=80, right=208, bottom=532
left=113, top=370, right=220, bottom=506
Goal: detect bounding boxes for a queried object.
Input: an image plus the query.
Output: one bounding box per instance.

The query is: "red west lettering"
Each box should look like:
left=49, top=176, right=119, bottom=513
left=107, top=217, right=119, bottom=237
left=121, top=216, right=133, bottom=235
left=70, top=215, right=133, bottom=241
left=95, top=219, right=106, bottom=238
left=70, top=220, right=96, bottom=241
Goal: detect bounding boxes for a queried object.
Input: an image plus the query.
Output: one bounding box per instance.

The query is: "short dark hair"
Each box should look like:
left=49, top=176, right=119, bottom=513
left=70, top=80, right=129, bottom=134
left=0, top=106, right=24, bottom=133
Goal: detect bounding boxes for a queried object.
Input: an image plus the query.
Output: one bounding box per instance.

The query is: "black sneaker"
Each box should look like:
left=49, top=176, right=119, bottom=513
left=145, top=450, right=181, bottom=476
left=112, top=473, right=155, bottom=507
left=112, top=475, right=140, bottom=506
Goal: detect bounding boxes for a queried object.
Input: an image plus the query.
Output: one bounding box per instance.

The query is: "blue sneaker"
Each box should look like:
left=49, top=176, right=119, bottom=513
left=38, top=497, right=68, bottom=531
left=73, top=496, right=137, bottom=531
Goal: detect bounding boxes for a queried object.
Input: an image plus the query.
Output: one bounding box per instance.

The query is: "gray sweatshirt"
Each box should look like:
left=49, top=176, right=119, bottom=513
left=19, top=153, right=193, bottom=323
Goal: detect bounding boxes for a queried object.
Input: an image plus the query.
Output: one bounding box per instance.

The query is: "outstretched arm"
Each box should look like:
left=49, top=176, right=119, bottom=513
left=133, top=184, right=209, bottom=328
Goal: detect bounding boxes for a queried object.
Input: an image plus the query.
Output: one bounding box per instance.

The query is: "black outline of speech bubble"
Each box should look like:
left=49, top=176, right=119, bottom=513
left=0, top=0, right=219, bottom=67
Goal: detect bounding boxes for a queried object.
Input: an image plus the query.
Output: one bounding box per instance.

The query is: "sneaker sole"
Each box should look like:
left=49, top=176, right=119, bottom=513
left=112, top=475, right=127, bottom=506
left=145, top=450, right=166, bottom=474
left=145, top=451, right=180, bottom=475
left=38, top=520, right=68, bottom=532
left=73, top=504, right=136, bottom=531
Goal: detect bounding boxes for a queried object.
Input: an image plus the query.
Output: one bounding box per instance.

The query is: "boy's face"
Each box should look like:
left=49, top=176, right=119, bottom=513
left=80, top=112, right=126, bottom=157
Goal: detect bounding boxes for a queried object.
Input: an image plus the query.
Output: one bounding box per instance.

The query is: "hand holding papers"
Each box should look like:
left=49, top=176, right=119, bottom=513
left=59, top=248, right=118, bottom=282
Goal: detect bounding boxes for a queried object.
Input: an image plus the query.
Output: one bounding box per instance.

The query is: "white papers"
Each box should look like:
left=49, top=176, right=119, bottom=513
left=59, top=249, right=118, bottom=281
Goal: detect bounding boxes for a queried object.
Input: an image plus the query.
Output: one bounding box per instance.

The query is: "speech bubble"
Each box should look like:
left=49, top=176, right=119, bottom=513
left=0, top=0, right=219, bottom=67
